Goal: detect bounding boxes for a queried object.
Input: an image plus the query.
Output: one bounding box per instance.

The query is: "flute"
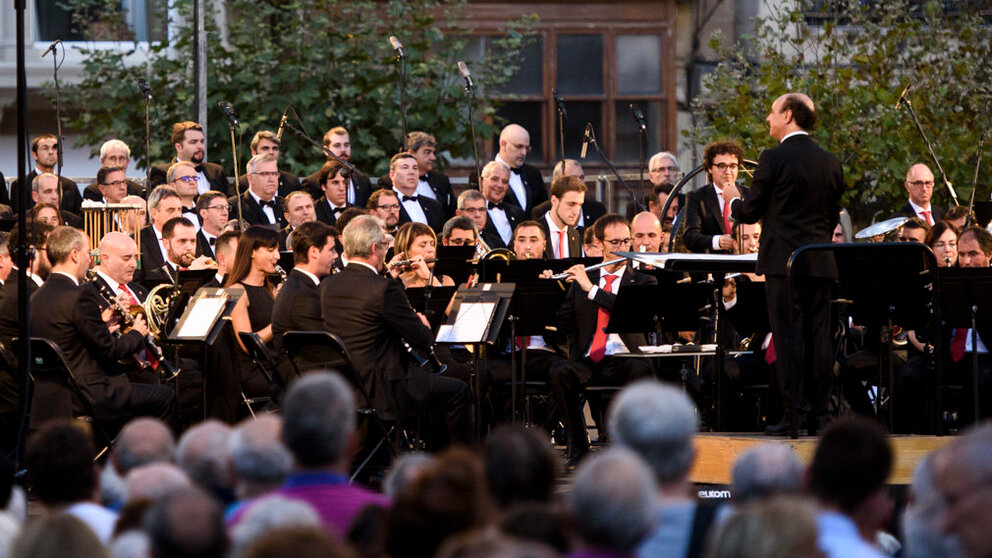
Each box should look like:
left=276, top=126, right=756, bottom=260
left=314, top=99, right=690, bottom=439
left=549, top=257, right=628, bottom=280
left=390, top=257, right=438, bottom=268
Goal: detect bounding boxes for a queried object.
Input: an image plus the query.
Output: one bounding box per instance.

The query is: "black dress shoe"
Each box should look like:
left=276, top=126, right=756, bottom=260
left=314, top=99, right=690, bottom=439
left=764, top=415, right=805, bottom=436
left=565, top=448, right=590, bottom=470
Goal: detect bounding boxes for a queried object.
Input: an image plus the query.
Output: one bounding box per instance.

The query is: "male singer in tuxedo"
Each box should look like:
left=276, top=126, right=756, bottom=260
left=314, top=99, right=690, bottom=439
left=29, top=226, right=176, bottom=427
left=281, top=191, right=318, bottom=250
left=891, top=163, right=944, bottom=225
left=149, top=122, right=228, bottom=194
left=478, top=161, right=523, bottom=250
left=235, top=130, right=301, bottom=198
left=529, top=159, right=606, bottom=233
left=366, top=189, right=402, bottom=235
left=490, top=124, right=548, bottom=214
left=83, top=139, right=145, bottom=201
left=167, top=161, right=204, bottom=230
left=722, top=92, right=844, bottom=435
left=537, top=175, right=584, bottom=259
left=320, top=215, right=470, bottom=447
left=391, top=153, right=444, bottom=233
left=137, top=186, right=183, bottom=282
left=377, top=132, right=455, bottom=219
left=550, top=214, right=656, bottom=464
left=271, top=221, right=338, bottom=352
left=313, top=160, right=352, bottom=227
left=684, top=141, right=749, bottom=254
left=301, top=126, right=374, bottom=208
left=9, top=134, right=81, bottom=214
left=195, top=191, right=230, bottom=259
left=229, top=154, right=287, bottom=229
left=29, top=173, right=83, bottom=229
left=0, top=222, right=52, bottom=345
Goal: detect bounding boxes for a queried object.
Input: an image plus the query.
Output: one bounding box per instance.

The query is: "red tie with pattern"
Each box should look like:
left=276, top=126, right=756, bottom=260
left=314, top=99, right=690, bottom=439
left=951, top=328, right=969, bottom=363
left=723, top=201, right=732, bottom=234
left=589, top=274, right=618, bottom=363
left=921, top=210, right=932, bottom=226
left=558, top=230, right=566, bottom=259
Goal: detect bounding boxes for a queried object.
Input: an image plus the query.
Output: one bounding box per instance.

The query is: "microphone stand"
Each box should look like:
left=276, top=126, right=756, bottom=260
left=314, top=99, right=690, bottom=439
left=49, top=41, right=65, bottom=212
left=143, top=87, right=152, bottom=197
left=281, top=114, right=359, bottom=175
left=964, top=138, right=985, bottom=228
left=223, top=111, right=244, bottom=228
left=463, top=77, right=482, bottom=187
left=897, top=95, right=960, bottom=207
left=587, top=125, right=647, bottom=213
left=553, top=89, right=567, bottom=173
left=632, top=105, right=647, bottom=210
left=394, top=48, right=407, bottom=148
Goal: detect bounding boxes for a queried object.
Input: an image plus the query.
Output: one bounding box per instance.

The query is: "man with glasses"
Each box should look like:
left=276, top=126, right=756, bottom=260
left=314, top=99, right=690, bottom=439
left=684, top=141, right=748, bottom=254
left=391, top=152, right=444, bottom=233
left=195, top=191, right=230, bottom=259
left=492, top=123, right=547, bottom=214
left=551, top=214, right=657, bottom=465
left=235, top=130, right=301, bottom=198
left=893, top=163, right=944, bottom=225
left=229, top=154, right=286, bottom=228
left=479, top=161, right=523, bottom=250
left=150, top=121, right=229, bottom=195
left=366, top=189, right=401, bottom=235
left=84, top=140, right=145, bottom=201
left=168, top=162, right=202, bottom=230
left=648, top=151, right=680, bottom=187
left=441, top=216, right=478, bottom=249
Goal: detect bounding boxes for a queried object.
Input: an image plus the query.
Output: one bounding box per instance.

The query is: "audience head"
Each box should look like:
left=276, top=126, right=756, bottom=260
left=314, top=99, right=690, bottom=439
left=282, top=371, right=356, bottom=469
left=731, top=444, right=804, bottom=504
left=229, top=415, right=293, bottom=500
left=435, top=529, right=558, bottom=558
left=242, top=526, right=350, bottom=558
left=383, top=453, right=435, bottom=499
left=144, top=486, right=228, bottom=558
left=807, top=416, right=892, bottom=516
left=176, top=420, right=235, bottom=502
left=704, top=497, right=820, bottom=558
left=483, top=425, right=559, bottom=510
left=902, top=452, right=966, bottom=558
left=499, top=502, right=570, bottom=554
left=934, top=424, right=992, bottom=558
left=112, top=417, right=177, bottom=476
left=25, top=423, right=96, bottom=507
left=124, top=463, right=193, bottom=504
left=11, top=514, right=109, bottom=558
left=229, top=496, right=322, bottom=558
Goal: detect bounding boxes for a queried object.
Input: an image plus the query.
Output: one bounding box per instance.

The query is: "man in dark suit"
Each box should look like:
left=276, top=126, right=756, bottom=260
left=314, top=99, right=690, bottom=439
left=300, top=126, right=373, bottom=209
left=549, top=214, right=657, bottom=463
left=27, top=173, right=83, bottom=229
left=149, top=121, right=229, bottom=195
left=891, top=163, right=945, bottom=226
left=684, top=141, right=750, bottom=254
left=391, top=153, right=444, bottom=233
left=492, top=124, right=548, bottom=214
left=320, top=215, right=470, bottom=446
left=83, top=139, right=145, bottom=201
left=312, top=160, right=351, bottom=227
left=166, top=161, right=203, bottom=226
left=235, top=130, right=301, bottom=199
left=376, top=132, right=455, bottom=219
left=228, top=154, right=287, bottom=229
left=281, top=191, right=318, bottom=250
left=137, top=186, right=183, bottom=282
left=272, top=221, right=337, bottom=352
left=529, top=159, right=606, bottom=233
left=536, top=175, right=585, bottom=259
left=723, top=92, right=844, bottom=435
left=0, top=222, right=52, bottom=344
left=9, top=134, right=81, bottom=215
left=478, top=161, right=523, bottom=250
left=194, top=191, right=230, bottom=259
left=28, top=226, right=176, bottom=427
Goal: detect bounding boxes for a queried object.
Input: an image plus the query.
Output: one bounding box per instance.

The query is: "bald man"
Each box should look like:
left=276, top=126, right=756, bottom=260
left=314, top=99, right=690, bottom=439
left=492, top=123, right=548, bottom=213
left=722, top=92, right=844, bottom=436
left=892, top=163, right=944, bottom=226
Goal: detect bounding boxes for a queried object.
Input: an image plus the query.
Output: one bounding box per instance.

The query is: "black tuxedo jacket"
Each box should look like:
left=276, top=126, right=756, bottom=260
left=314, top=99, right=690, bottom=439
left=529, top=199, right=607, bottom=230
left=236, top=170, right=301, bottom=199
left=536, top=214, right=582, bottom=259
left=731, top=134, right=843, bottom=277
left=320, top=263, right=434, bottom=419
left=196, top=230, right=216, bottom=259
left=396, top=193, right=445, bottom=233
left=0, top=271, right=41, bottom=343
left=507, top=164, right=548, bottom=213
left=29, top=273, right=145, bottom=420
left=228, top=190, right=287, bottom=229
left=301, top=168, right=374, bottom=209
left=150, top=160, right=229, bottom=193
left=137, top=226, right=167, bottom=283
left=314, top=197, right=351, bottom=227
left=557, top=265, right=657, bottom=360
left=271, top=269, right=323, bottom=352
left=684, top=184, right=751, bottom=254
left=892, top=202, right=945, bottom=224
left=378, top=171, right=455, bottom=219
left=480, top=202, right=524, bottom=250
left=10, top=171, right=81, bottom=215
left=83, top=180, right=145, bottom=202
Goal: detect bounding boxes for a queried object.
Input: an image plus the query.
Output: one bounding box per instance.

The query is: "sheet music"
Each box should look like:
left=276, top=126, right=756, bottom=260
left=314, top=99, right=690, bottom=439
left=176, top=296, right=226, bottom=339
left=436, top=301, right=497, bottom=343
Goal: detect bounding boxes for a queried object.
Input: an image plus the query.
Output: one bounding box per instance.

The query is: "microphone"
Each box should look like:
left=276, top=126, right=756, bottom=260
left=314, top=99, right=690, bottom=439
left=218, top=102, right=239, bottom=127
left=389, top=36, right=405, bottom=58
left=580, top=123, right=593, bottom=159
left=894, top=84, right=911, bottom=110
left=553, top=88, right=567, bottom=119
left=138, top=78, right=153, bottom=101
left=630, top=104, right=647, bottom=131
left=41, top=39, right=60, bottom=58
left=457, top=61, right=474, bottom=89
left=276, top=107, right=289, bottom=141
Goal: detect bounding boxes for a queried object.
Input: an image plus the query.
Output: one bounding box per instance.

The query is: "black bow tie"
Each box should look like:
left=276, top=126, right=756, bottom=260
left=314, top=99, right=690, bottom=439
left=208, top=236, right=216, bottom=245
left=419, top=174, right=429, bottom=182
left=488, top=201, right=503, bottom=210
left=193, top=164, right=204, bottom=173
left=509, top=166, right=522, bottom=174
left=331, top=206, right=345, bottom=215
left=401, top=195, right=419, bottom=203
left=260, top=199, right=277, bottom=209
left=182, top=206, right=196, bottom=214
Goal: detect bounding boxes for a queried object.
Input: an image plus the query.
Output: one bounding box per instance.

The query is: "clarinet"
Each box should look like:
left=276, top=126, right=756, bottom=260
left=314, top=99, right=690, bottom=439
left=94, top=281, right=180, bottom=382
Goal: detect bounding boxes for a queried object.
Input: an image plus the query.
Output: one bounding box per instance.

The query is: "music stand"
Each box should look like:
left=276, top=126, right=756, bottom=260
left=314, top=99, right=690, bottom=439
left=936, top=267, right=992, bottom=428
left=972, top=201, right=992, bottom=228
left=434, top=245, right=476, bottom=285
left=405, top=286, right=458, bottom=332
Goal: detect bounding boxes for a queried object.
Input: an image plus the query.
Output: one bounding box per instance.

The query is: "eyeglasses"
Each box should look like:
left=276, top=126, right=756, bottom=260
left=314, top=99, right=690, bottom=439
left=102, top=180, right=128, bottom=187
left=713, top=163, right=739, bottom=172
left=175, top=176, right=198, bottom=183
left=933, top=240, right=957, bottom=250
left=908, top=180, right=934, bottom=188
left=651, top=166, right=677, bottom=173
left=603, top=237, right=632, bottom=247
left=205, top=205, right=229, bottom=212
left=459, top=207, right=486, bottom=214
left=447, top=238, right=476, bottom=246
left=252, top=171, right=280, bottom=179
left=376, top=204, right=401, bottom=211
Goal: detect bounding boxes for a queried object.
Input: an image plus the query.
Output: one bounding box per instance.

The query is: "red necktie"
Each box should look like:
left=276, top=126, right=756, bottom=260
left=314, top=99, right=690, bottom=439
left=515, top=336, right=530, bottom=351
left=119, top=287, right=158, bottom=369
left=589, top=274, right=618, bottom=363
left=765, top=335, right=776, bottom=365
left=921, top=210, right=932, bottom=225
left=951, top=328, right=969, bottom=363
left=723, top=201, right=732, bottom=234
left=558, top=230, right=566, bottom=259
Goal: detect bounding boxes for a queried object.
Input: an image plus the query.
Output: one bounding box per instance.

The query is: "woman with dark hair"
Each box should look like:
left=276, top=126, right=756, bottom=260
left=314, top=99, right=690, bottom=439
left=390, top=222, right=454, bottom=288
left=925, top=220, right=958, bottom=268
left=226, top=225, right=282, bottom=349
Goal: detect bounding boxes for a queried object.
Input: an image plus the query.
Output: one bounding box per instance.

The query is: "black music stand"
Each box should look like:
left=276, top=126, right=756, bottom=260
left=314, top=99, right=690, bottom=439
left=972, top=201, right=992, bottom=228
left=789, top=242, right=936, bottom=437
left=434, top=245, right=476, bottom=285
left=405, top=286, right=458, bottom=332
left=936, top=267, right=992, bottom=428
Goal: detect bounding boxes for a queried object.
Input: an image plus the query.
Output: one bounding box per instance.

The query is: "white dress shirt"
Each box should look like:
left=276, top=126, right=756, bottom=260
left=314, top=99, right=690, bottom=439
left=395, top=188, right=429, bottom=226
left=415, top=177, right=437, bottom=200
left=488, top=204, right=513, bottom=245
left=544, top=212, right=570, bottom=259
left=249, top=189, right=277, bottom=224
left=496, top=154, right=528, bottom=211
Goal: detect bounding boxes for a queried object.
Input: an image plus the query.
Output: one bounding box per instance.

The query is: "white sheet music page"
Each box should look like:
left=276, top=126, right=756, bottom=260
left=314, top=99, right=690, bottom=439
left=176, top=296, right=227, bottom=339
left=436, top=301, right=497, bottom=343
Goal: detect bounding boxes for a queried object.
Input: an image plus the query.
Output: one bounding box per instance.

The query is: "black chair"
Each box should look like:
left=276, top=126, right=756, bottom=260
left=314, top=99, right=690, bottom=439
left=237, top=332, right=280, bottom=418
left=10, top=337, right=114, bottom=460
left=282, top=331, right=409, bottom=480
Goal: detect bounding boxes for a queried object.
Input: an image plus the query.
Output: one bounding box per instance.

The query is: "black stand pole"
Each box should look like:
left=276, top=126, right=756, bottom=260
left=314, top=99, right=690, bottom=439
left=631, top=104, right=647, bottom=210
left=553, top=89, right=567, bottom=173
left=143, top=93, right=152, bottom=197
left=463, top=78, right=482, bottom=186
left=587, top=125, right=646, bottom=213
left=14, top=0, right=32, bottom=469
left=395, top=51, right=407, bottom=149
left=964, top=139, right=985, bottom=228
left=281, top=115, right=357, bottom=175
left=898, top=96, right=960, bottom=207
left=227, top=122, right=244, bottom=228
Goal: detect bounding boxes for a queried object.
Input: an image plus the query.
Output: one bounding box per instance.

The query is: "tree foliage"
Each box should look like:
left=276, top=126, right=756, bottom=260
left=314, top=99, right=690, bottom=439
left=61, top=0, right=536, bottom=178
left=687, top=0, right=992, bottom=226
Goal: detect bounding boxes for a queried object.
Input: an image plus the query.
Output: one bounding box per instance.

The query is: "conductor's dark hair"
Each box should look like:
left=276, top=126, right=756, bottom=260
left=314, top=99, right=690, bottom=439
left=807, top=416, right=891, bottom=514
left=781, top=94, right=818, bottom=131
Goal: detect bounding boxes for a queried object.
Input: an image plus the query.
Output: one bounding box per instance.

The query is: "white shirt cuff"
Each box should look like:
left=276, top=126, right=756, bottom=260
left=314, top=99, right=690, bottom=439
left=712, top=235, right=723, bottom=250
left=587, top=285, right=599, bottom=300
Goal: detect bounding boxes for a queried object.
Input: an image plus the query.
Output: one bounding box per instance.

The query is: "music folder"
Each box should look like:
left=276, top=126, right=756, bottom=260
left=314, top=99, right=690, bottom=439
left=437, top=283, right=514, bottom=346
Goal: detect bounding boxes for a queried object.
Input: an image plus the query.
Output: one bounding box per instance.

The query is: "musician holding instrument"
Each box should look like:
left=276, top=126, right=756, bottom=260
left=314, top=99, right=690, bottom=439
left=320, top=215, right=471, bottom=447
left=389, top=222, right=455, bottom=288
left=160, top=217, right=217, bottom=279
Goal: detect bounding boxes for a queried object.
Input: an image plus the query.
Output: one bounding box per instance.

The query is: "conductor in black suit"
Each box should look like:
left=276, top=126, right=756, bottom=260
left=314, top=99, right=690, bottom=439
left=235, top=130, right=301, bottom=199
left=478, top=161, right=524, bottom=250
left=549, top=214, right=657, bottom=462
left=271, top=221, right=338, bottom=352
left=320, top=215, right=470, bottom=446
left=149, top=121, right=229, bottom=195
left=376, top=132, right=456, bottom=219
left=9, top=134, right=81, bottom=215
left=684, top=141, right=749, bottom=254
left=891, top=163, right=944, bottom=226
left=300, top=126, right=374, bottom=209
left=313, top=160, right=352, bottom=227
left=391, top=153, right=445, bottom=233
left=28, top=227, right=176, bottom=426
left=537, top=175, right=585, bottom=259
left=228, top=154, right=287, bottom=229
left=723, top=92, right=844, bottom=435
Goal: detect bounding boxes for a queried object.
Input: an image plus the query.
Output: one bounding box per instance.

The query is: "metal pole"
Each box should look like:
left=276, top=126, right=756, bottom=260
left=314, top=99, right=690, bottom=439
left=194, top=0, right=207, bottom=143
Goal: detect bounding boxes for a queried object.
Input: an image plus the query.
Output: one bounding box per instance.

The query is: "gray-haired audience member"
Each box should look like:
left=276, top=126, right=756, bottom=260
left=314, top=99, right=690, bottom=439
left=229, top=415, right=293, bottom=503
left=176, top=420, right=235, bottom=505
left=435, top=529, right=559, bottom=558
left=382, top=453, right=435, bottom=499
left=705, top=498, right=820, bottom=558
left=124, top=463, right=192, bottom=504
left=934, top=424, right=992, bottom=558
left=144, top=487, right=228, bottom=558
left=902, top=452, right=966, bottom=558
left=228, top=496, right=322, bottom=558
left=609, top=380, right=707, bottom=558
left=567, top=448, right=659, bottom=555
left=731, top=444, right=804, bottom=504
left=103, top=418, right=177, bottom=508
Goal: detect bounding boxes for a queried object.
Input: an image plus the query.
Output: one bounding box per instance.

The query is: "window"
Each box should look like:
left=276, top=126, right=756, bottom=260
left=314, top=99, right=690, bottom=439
left=35, top=0, right=167, bottom=42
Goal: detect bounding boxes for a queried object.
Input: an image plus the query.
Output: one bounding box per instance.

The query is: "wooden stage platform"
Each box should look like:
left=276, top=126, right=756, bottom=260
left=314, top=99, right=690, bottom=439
left=690, top=433, right=955, bottom=485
